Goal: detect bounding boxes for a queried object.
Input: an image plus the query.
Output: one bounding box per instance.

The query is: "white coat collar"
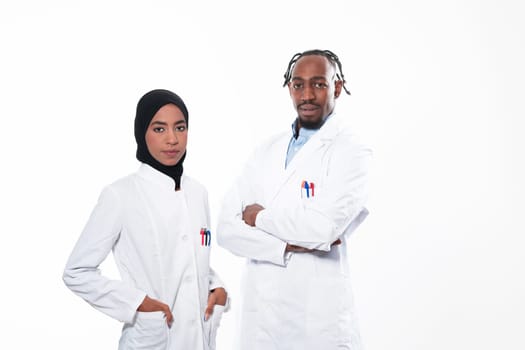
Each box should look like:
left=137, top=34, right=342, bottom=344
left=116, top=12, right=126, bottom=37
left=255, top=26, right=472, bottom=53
left=137, top=163, right=183, bottom=190
left=314, top=112, right=343, bottom=141
left=285, top=112, right=342, bottom=169
left=266, top=113, right=344, bottom=203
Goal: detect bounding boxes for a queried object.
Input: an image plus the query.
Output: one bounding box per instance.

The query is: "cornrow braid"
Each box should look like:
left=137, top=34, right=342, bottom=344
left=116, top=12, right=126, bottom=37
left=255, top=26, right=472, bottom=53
left=282, top=49, right=351, bottom=95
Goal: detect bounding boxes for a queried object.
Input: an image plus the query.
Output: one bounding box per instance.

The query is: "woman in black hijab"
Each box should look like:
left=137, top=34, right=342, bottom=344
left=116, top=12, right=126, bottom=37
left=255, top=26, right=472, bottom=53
left=64, top=89, right=228, bottom=350
left=134, top=89, right=189, bottom=190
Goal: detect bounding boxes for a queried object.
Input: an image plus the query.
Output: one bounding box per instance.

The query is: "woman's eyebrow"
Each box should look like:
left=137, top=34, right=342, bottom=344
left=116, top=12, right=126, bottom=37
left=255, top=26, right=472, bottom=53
left=150, top=120, right=167, bottom=126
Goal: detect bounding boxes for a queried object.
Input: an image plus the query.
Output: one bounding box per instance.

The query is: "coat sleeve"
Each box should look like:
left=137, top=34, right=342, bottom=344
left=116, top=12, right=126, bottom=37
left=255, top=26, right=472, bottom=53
left=208, top=268, right=232, bottom=311
left=216, top=147, right=288, bottom=266
left=62, top=186, right=146, bottom=323
left=255, top=137, right=372, bottom=251
left=208, top=267, right=225, bottom=291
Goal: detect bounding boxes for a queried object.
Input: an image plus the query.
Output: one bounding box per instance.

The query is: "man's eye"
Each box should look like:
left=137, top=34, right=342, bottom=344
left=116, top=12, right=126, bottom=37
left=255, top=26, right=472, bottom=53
left=293, top=84, right=303, bottom=90
left=314, top=83, right=327, bottom=89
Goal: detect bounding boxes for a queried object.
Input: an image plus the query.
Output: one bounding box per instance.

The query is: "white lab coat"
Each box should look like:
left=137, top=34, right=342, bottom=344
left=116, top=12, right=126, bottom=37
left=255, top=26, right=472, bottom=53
left=217, top=114, right=371, bottom=350
left=63, top=164, right=226, bottom=350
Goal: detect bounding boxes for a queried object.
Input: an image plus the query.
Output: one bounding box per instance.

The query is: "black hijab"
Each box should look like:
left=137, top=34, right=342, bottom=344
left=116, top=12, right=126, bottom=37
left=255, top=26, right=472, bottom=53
left=134, top=89, right=189, bottom=190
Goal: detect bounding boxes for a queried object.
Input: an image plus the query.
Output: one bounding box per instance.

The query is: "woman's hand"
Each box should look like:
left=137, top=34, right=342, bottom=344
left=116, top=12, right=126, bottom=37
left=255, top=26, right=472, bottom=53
left=204, top=288, right=227, bottom=321
left=137, top=295, right=173, bottom=326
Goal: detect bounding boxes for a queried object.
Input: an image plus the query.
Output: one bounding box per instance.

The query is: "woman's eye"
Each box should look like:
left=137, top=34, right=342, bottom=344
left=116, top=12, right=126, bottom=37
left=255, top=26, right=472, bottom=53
left=153, top=127, right=165, bottom=133
left=176, top=125, right=187, bottom=132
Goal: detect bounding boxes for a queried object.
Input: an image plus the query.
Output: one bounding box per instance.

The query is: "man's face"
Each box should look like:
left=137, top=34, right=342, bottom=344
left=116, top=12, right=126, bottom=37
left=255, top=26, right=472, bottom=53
left=288, top=55, right=342, bottom=128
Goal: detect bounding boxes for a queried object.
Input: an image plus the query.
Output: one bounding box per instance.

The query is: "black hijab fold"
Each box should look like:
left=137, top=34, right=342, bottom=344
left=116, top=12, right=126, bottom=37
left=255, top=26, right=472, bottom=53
left=134, top=89, right=189, bottom=190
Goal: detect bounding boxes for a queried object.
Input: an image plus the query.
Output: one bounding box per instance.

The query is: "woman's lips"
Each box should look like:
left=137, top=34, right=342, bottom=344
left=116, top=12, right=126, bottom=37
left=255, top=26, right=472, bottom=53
left=163, top=150, right=180, bottom=156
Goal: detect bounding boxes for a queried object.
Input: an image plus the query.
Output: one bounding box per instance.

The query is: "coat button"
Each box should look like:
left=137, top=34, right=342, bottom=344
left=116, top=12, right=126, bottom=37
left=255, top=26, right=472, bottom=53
left=181, top=235, right=188, bottom=241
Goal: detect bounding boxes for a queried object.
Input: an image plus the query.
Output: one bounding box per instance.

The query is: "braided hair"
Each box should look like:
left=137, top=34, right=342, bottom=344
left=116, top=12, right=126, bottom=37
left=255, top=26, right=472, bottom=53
left=282, top=49, right=351, bottom=95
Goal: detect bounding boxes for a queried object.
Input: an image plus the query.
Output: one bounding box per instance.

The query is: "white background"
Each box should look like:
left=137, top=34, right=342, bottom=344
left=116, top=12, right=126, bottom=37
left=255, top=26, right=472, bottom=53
left=1, top=0, right=523, bottom=349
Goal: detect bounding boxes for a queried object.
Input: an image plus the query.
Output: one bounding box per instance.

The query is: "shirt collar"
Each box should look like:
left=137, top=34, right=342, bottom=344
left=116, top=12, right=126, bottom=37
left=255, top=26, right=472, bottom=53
left=290, top=113, right=335, bottom=138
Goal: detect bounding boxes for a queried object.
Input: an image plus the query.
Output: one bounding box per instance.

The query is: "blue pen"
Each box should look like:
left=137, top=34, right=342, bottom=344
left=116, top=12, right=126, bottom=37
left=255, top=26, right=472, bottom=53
left=301, top=180, right=311, bottom=198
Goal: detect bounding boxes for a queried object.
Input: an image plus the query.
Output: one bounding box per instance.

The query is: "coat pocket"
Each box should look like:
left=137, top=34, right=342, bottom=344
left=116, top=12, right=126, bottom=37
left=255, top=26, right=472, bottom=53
left=119, top=311, right=169, bottom=350
left=203, top=305, right=226, bottom=350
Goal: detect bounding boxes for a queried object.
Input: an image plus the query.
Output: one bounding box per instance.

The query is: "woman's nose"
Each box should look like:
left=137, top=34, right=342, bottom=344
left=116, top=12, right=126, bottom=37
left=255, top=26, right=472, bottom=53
left=166, top=130, right=178, bottom=144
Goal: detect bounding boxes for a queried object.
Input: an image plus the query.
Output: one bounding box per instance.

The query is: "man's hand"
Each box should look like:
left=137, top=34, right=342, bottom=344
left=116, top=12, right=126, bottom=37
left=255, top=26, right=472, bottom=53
left=242, top=203, right=264, bottom=227
left=285, top=239, right=342, bottom=253
left=137, top=295, right=173, bottom=326
left=285, top=243, right=314, bottom=252
left=205, top=287, right=228, bottom=321
left=332, top=238, right=341, bottom=246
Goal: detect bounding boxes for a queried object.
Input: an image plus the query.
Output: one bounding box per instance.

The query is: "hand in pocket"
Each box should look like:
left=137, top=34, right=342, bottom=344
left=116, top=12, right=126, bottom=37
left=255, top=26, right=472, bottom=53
left=137, top=295, right=173, bottom=326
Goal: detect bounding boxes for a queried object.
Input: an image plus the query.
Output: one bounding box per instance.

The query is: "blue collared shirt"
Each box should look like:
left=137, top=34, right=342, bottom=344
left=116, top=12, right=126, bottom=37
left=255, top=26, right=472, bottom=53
left=285, top=114, right=333, bottom=168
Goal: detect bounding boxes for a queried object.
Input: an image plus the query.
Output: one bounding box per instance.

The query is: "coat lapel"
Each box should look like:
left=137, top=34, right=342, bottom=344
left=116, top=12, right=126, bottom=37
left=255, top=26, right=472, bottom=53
left=267, top=115, right=342, bottom=204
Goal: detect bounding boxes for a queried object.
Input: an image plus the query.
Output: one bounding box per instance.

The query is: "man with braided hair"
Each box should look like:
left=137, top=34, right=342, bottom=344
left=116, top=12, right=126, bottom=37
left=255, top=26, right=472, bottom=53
left=217, top=49, right=371, bottom=349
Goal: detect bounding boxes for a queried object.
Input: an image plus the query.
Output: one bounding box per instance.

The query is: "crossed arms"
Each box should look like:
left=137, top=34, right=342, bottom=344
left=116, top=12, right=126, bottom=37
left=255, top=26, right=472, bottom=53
left=242, top=203, right=340, bottom=253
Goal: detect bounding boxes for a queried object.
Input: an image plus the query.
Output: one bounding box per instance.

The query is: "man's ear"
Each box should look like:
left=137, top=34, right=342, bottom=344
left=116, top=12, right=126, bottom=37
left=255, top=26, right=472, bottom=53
left=334, top=80, right=343, bottom=98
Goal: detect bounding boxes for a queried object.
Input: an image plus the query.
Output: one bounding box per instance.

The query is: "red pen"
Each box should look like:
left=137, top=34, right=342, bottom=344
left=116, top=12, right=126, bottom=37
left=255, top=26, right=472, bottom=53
left=200, top=228, right=205, bottom=245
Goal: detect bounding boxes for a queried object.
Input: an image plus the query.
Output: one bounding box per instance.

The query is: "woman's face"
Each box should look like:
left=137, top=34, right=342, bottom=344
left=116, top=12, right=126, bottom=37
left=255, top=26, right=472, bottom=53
left=145, top=103, right=188, bottom=166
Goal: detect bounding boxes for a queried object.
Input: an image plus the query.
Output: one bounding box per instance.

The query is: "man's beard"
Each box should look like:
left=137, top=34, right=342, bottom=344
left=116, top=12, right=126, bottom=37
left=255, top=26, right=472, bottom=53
left=299, top=116, right=324, bottom=129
